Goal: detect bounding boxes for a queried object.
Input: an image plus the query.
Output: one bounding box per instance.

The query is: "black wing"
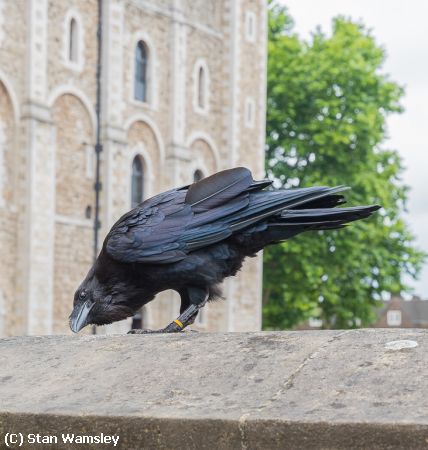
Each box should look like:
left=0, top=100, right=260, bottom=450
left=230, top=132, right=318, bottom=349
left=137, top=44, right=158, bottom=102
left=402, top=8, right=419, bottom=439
left=104, top=189, right=192, bottom=263
left=104, top=166, right=369, bottom=264
left=104, top=167, right=257, bottom=264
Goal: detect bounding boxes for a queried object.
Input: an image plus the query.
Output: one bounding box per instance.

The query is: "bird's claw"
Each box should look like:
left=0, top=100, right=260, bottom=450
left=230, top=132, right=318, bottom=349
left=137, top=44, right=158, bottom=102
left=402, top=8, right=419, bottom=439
left=127, top=327, right=185, bottom=334
left=128, top=328, right=159, bottom=334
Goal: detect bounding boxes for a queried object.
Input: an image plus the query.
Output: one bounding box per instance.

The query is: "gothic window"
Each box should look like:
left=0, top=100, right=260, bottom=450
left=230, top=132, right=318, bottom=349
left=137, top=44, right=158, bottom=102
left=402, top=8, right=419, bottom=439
left=245, top=97, right=255, bottom=128
left=197, top=66, right=205, bottom=109
left=69, top=18, right=78, bottom=62
left=131, top=156, right=144, bottom=208
left=134, top=41, right=148, bottom=102
left=245, top=11, right=256, bottom=42
left=194, top=60, right=209, bottom=113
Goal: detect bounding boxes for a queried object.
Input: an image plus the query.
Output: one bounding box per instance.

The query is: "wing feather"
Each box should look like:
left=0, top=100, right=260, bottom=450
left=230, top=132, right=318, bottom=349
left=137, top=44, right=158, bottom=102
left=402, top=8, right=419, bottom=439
left=185, top=167, right=252, bottom=212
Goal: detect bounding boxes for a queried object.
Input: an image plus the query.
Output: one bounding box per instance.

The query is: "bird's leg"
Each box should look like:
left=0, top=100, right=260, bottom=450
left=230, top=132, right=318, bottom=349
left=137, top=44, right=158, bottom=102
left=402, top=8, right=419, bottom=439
left=128, top=305, right=201, bottom=333
left=164, top=286, right=208, bottom=331
left=128, top=287, right=208, bottom=334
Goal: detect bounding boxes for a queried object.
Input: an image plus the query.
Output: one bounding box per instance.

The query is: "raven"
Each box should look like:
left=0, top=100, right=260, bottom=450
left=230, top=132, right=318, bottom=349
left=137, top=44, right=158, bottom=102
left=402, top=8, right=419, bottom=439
left=69, top=167, right=379, bottom=333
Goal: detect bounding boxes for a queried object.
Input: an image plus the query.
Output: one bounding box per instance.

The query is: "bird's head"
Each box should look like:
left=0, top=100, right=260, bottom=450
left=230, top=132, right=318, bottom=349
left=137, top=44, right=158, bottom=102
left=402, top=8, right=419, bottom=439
left=69, top=271, right=136, bottom=333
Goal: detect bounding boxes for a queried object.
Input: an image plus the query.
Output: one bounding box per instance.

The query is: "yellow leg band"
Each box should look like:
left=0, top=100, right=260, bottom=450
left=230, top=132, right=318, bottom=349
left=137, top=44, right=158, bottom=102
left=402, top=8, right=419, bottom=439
left=174, top=319, right=184, bottom=329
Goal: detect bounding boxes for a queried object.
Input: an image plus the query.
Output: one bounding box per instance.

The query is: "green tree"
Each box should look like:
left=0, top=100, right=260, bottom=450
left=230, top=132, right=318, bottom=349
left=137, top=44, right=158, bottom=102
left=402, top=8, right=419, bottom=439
left=263, top=3, right=425, bottom=329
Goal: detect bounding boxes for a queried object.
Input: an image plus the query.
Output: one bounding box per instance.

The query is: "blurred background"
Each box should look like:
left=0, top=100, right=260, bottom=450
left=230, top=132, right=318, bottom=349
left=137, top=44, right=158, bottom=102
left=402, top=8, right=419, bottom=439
left=0, top=0, right=426, bottom=337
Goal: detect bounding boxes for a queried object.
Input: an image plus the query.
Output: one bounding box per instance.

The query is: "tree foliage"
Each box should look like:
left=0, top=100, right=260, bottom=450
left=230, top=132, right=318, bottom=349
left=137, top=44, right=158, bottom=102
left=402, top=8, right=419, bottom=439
left=263, top=3, right=425, bottom=329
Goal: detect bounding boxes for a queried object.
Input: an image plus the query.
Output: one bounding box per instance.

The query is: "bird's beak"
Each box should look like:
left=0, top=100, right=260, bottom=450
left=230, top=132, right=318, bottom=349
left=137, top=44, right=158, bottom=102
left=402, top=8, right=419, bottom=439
left=69, top=300, right=95, bottom=333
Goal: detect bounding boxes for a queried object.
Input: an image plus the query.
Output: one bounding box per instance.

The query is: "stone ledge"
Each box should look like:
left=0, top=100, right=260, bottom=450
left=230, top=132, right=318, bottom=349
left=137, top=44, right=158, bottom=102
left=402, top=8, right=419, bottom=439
left=0, top=329, right=427, bottom=449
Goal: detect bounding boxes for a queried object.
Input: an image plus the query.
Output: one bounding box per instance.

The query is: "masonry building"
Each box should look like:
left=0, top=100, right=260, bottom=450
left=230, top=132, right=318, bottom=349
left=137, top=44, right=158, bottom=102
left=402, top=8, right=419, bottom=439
left=0, top=0, right=267, bottom=336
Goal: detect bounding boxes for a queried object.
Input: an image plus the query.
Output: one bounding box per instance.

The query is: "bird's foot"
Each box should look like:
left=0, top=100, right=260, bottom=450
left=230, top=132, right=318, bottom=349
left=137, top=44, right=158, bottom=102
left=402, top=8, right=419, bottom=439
left=127, top=326, right=183, bottom=334
left=128, top=301, right=205, bottom=335
left=128, top=328, right=162, bottom=334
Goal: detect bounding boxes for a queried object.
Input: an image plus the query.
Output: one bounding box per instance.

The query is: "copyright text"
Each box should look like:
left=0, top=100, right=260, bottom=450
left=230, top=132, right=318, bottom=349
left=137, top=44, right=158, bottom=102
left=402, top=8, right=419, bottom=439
left=3, top=433, right=120, bottom=447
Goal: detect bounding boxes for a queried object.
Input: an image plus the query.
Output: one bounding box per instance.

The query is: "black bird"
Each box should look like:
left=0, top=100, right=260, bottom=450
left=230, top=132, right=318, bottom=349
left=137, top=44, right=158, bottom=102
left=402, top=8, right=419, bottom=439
left=69, top=167, right=379, bottom=333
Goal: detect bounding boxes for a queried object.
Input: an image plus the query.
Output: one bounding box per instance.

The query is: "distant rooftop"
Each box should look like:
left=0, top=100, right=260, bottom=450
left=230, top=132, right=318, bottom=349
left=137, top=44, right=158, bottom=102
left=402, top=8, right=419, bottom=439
left=376, top=295, right=428, bottom=328
left=298, top=295, right=428, bottom=330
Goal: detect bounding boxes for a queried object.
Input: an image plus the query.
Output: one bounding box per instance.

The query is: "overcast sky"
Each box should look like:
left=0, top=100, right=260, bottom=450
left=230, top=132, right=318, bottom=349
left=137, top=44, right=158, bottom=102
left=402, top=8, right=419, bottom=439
left=278, top=0, right=428, bottom=298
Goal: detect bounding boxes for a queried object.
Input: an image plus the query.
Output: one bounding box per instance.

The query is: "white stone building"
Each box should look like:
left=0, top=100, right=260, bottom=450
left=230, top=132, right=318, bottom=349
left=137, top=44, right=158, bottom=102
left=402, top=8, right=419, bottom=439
left=0, top=0, right=267, bottom=336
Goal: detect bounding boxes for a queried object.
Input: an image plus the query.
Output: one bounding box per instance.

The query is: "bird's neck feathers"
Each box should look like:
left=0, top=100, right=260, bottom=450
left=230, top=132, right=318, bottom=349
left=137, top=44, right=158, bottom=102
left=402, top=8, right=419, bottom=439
left=92, top=248, right=157, bottom=308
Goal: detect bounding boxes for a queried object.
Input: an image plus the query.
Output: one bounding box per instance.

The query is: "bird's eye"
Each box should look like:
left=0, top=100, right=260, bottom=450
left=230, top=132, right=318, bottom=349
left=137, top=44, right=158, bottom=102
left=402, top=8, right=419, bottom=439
left=79, top=291, right=87, bottom=300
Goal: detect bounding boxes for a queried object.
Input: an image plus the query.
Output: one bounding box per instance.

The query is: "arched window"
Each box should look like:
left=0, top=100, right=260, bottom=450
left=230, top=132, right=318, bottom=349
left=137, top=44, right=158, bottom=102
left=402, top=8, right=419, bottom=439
left=245, top=11, right=257, bottom=42
left=69, top=18, right=78, bottom=63
left=197, top=67, right=205, bottom=109
left=193, top=60, right=209, bottom=113
left=134, top=41, right=148, bottom=102
left=244, top=97, right=255, bottom=128
left=131, top=156, right=144, bottom=207
left=193, top=169, right=204, bottom=183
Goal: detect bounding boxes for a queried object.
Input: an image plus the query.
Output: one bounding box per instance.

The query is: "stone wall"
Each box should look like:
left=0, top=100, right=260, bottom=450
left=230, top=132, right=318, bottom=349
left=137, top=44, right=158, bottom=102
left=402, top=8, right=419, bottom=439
left=0, top=330, right=427, bottom=449
left=0, top=82, right=17, bottom=337
left=0, top=1, right=26, bottom=336
left=0, top=2, right=27, bottom=101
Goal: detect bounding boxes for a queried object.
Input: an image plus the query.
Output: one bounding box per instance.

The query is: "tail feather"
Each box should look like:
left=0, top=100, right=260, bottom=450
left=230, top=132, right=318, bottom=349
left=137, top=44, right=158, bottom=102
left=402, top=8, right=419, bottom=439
left=279, top=205, right=380, bottom=225
left=260, top=205, right=379, bottom=246
left=293, top=194, right=347, bottom=209
left=228, top=186, right=350, bottom=232
left=181, top=168, right=380, bottom=253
